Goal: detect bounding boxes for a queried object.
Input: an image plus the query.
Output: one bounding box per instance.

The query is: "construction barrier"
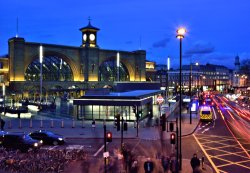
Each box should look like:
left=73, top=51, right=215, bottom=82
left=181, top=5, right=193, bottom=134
left=61, top=119, right=64, bottom=128
left=40, top=118, right=43, bottom=128
left=72, top=119, right=75, bottom=128
left=50, top=119, right=54, bottom=128
left=29, top=118, right=33, bottom=128
left=82, top=118, right=85, bottom=128
left=19, top=119, right=22, bottom=129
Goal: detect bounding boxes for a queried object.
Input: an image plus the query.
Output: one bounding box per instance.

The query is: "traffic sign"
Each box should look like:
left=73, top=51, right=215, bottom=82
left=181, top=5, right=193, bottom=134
left=157, top=95, right=164, bottom=104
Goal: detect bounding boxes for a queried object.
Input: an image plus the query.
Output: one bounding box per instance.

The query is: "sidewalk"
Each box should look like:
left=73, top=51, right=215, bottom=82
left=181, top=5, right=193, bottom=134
left=1, top=112, right=199, bottom=140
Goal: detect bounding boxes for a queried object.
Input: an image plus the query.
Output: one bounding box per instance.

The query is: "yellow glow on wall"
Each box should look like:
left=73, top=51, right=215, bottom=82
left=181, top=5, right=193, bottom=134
left=10, top=76, right=25, bottom=81
left=89, top=76, right=98, bottom=81
left=0, top=68, right=9, bottom=72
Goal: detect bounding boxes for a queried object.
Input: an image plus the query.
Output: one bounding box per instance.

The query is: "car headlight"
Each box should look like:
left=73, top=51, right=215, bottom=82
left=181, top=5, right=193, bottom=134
left=34, top=143, right=38, bottom=147
left=58, top=138, right=63, bottom=141
left=40, top=140, right=43, bottom=144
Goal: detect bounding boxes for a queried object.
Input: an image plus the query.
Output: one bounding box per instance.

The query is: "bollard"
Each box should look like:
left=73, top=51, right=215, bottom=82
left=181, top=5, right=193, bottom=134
left=8, top=120, right=12, bottom=129
left=40, top=118, right=43, bottom=128
left=51, top=119, right=54, bottom=128
left=202, top=156, right=205, bottom=169
left=72, top=118, right=75, bottom=128
left=82, top=118, right=85, bottom=128
left=19, top=119, right=22, bottom=129
left=29, top=118, right=33, bottom=128
left=134, top=120, right=136, bottom=128
left=61, top=119, right=64, bottom=128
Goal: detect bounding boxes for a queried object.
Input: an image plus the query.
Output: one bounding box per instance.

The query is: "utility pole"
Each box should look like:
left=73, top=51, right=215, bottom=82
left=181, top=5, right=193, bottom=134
left=103, top=121, right=107, bottom=173
left=189, top=63, right=192, bottom=124
left=121, top=116, right=124, bottom=149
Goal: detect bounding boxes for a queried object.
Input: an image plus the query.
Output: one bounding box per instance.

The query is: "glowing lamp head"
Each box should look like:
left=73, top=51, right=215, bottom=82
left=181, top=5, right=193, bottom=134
left=39, top=45, right=43, bottom=63
left=176, top=27, right=186, bottom=39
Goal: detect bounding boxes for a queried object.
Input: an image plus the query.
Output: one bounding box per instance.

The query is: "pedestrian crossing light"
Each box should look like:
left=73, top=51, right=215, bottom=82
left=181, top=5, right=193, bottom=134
left=123, top=122, right=128, bottom=131
left=106, top=131, right=112, bottom=142
left=169, top=122, right=174, bottom=132
left=170, top=133, right=176, bottom=144
left=116, top=114, right=120, bottom=131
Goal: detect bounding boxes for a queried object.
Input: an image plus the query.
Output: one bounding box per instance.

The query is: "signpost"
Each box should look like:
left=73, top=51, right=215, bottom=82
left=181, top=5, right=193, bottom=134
left=157, top=95, right=165, bottom=118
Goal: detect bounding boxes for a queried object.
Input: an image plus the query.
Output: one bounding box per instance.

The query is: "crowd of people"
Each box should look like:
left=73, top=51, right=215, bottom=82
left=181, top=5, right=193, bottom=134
left=0, top=147, right=86, bottom=173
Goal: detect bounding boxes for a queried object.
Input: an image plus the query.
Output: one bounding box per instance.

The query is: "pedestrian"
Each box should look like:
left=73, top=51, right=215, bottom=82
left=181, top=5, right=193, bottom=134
left=92, top=119, right=96, bottom=130
left=0, top=118, right=5, bottom=131
left=161, top=156, right=170, bottom=173
left=169, top=158, right=176, bottom=173
left=144, top=158, right=154, bottom=173
left=131, top=160, right=138, bottom=173
left=190, top=153, right=200, bottom=172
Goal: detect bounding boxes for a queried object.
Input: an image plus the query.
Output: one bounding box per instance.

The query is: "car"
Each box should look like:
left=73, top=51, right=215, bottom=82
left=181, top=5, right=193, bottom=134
left=29, top=130, right=65, bottom=145
left=2, top=133, right=42, bottom=152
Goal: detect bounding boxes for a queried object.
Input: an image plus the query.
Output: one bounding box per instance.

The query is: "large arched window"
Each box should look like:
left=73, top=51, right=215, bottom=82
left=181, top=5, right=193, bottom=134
left=25, top=56, right=73, bottom=81
left=99, top=60, right=129, bottom=81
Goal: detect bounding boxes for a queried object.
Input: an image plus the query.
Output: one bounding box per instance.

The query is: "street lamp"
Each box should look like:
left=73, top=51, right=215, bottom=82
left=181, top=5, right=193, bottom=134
left=117, top=52, right=120, bottom=81
left=39, top=45, right=43, bottom=108
left=176, top=27, right=186, bottom=170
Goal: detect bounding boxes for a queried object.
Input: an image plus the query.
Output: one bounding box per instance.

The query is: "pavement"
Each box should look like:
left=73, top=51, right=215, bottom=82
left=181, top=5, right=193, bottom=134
left=0, top=107, right=214, bottom=173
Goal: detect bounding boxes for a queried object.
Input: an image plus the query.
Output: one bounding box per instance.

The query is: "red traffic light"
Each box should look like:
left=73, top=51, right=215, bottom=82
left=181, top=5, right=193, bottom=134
left=106, top=132, right=112, bottom=142
left=170, top=133, right=176, bottom=144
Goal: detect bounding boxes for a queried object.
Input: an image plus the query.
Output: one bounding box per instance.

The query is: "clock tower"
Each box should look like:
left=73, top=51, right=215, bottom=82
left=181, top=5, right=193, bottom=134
left=80, top=19, right=100, bottom=48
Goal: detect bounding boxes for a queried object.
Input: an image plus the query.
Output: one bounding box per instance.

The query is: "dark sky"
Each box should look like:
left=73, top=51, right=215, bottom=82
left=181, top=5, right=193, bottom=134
left=1, top=0, right=250, bottom=69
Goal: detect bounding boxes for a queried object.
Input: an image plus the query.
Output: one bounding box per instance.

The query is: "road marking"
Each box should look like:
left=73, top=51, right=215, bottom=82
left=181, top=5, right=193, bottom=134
left=193, top=134, right=220, bottom=173
left=131, top=139, right=141, bottom=152
left=93, top=142, right=108, bottom=157
left=201, top=128, right=210, bottom=134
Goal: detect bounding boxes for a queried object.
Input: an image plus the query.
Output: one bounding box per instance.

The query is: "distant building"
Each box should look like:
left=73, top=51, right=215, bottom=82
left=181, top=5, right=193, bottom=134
left=155, top=63, right=230, bottom=94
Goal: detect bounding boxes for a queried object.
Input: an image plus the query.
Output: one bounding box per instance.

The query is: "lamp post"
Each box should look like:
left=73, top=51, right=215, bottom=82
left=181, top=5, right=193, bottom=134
left=176, top=27, right=186, bottom=170
left=189, top=62, right=192, bottom=124
left=39, top=45, right=43, bottom=108
left=189, top=62, right=199, bottom=124
left=166, top=57, right=170, bottom=100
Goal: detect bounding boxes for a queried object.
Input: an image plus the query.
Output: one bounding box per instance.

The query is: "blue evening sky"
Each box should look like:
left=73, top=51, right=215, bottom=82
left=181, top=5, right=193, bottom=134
left=1, top=0, right=250, bottom=69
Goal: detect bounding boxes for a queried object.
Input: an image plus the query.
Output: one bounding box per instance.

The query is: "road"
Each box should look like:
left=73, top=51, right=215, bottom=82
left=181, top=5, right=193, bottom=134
left=194, top=95, right=250, bottom=173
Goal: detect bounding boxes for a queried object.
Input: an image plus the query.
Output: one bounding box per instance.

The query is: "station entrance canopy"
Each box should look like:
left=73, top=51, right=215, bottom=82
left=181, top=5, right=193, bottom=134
left=73, top=90, right=163, bottom=106
left=73, top=89, right=164, bottom=121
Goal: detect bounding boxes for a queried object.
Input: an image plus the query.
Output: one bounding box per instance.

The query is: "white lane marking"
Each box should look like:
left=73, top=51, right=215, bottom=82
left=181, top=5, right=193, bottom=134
left=201, top=128, right=210, bottom=134
left=93, top=142, right=108, bottom=157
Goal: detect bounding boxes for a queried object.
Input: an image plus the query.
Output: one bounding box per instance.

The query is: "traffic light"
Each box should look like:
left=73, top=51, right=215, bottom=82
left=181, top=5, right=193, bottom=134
left=170, top=133, right=176, bottom=144
left=106, top=131, right=112, bottom=142
left=132, top=105, right=136, bottom=113
left=169, top=122, right=174, bottom=132
left=116, top=114, right=120, bottom=131
left=161, top=114, right=166, bottom=131
left=124, top=122, right=128, bottom=131
left=138, top=111, right=142, bottom=118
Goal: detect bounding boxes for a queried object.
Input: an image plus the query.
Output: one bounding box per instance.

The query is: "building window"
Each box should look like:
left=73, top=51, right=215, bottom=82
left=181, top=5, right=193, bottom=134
left=25, top=56, right=73, bottom=81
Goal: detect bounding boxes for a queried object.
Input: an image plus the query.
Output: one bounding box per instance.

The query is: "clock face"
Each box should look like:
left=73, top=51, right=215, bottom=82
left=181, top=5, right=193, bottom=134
left=89, top=34, right=95, bottom=41
left=83, top=34, right=87, bottom=41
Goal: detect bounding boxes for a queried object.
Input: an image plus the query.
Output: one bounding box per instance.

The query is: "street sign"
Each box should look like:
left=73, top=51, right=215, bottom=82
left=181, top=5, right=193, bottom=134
left=103, top=151, right=109, bottom=158
left=157, top=95, right=164, bottom=104
left=161, top=104, right=170, bottom=115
